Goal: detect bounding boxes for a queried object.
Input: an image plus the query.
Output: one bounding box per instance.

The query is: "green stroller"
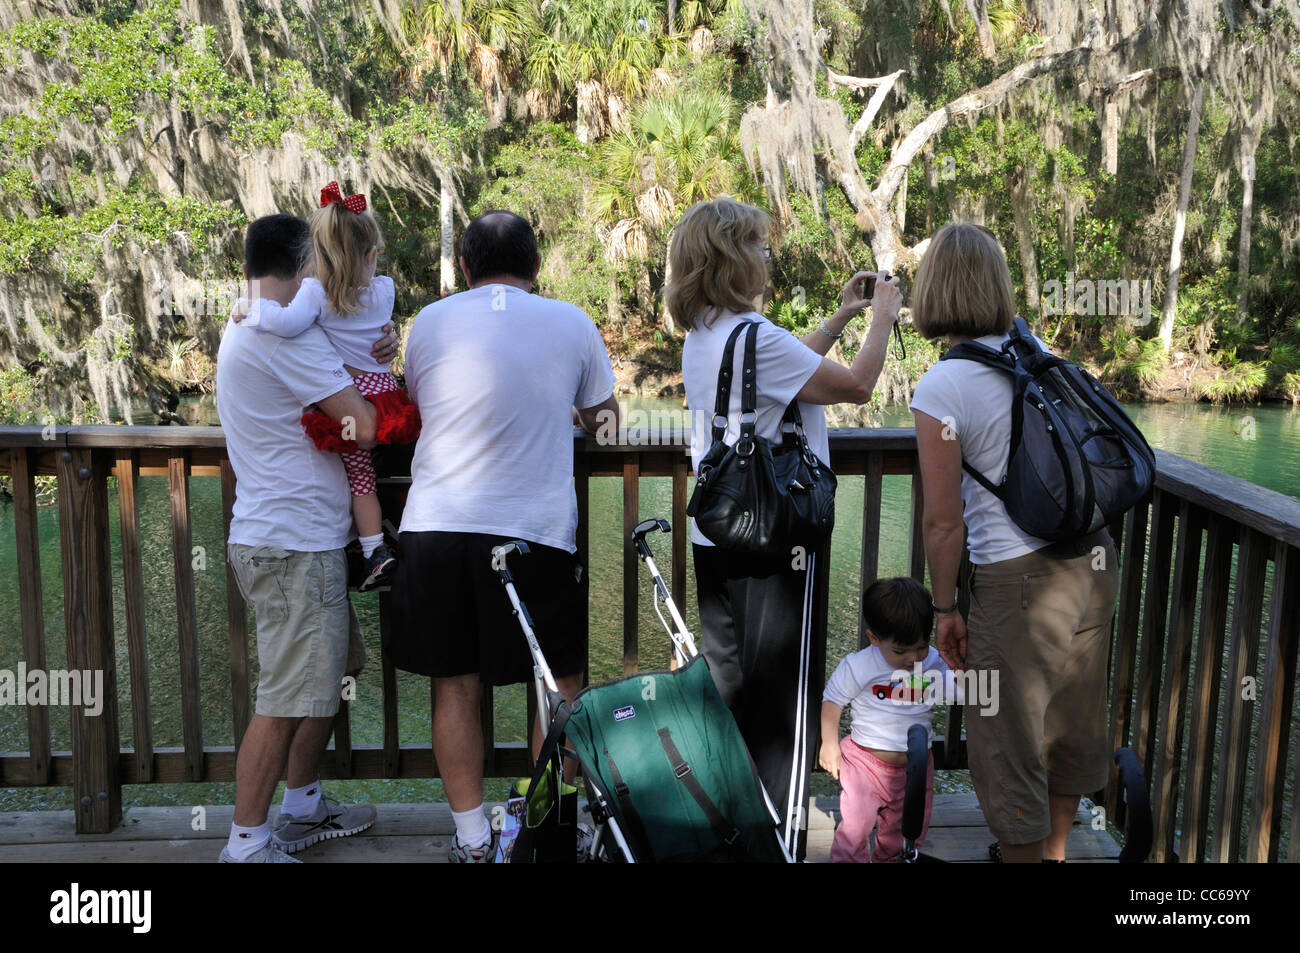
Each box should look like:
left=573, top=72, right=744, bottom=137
left=492, top=519, right=792, bottom=863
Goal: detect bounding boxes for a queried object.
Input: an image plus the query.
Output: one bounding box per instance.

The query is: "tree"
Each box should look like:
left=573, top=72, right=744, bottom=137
left=1157, top=81, right=1205, bottom=351
left=526, top=0, right=675, bottom=142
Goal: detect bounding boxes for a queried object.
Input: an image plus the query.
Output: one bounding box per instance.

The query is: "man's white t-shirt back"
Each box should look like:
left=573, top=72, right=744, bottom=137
left=909, top=331, right=1054, bottom=565
left=399, top=284, right=616, bottom=553
left=216, top=319, right=355, bottom=551
left=682, top=311, right=827, bottom=547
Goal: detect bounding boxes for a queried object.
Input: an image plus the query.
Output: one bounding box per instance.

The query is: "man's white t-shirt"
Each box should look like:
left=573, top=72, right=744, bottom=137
left=399, top=284, right=616, bottom=553
left=909, top=331, right=1054, bottom=565
left=216, top=319, right=355, bottom=551
left=682, top=311, right=827, bottom=546
left=244, top=275, right=394, bottom=374
left=822, top=645, right=959, bottom=751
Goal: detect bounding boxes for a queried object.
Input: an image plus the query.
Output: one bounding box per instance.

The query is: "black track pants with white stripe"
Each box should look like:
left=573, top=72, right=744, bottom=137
left=693, top=544, right=828, bottom=861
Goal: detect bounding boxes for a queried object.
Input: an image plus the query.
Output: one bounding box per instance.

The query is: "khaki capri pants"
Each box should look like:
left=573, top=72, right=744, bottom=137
left=964, top=530, right=1119, bottom=845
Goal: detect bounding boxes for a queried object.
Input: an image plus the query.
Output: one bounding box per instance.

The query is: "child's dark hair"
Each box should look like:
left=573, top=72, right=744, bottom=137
left=861, top=577, right=934, bottom=647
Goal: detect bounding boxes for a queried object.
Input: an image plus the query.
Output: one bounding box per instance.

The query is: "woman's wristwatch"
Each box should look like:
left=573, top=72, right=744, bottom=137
left=817, top=321, right=843, bottom=341
left=932, top=599, right=959, bottom=615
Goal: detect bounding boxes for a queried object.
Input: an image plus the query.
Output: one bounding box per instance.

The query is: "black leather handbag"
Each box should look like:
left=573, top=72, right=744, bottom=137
left=686, top=321, right=836, bottom=554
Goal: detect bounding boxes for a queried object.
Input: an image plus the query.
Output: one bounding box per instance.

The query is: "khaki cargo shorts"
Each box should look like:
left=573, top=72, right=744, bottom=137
left=228, top=544, right=366, bottom=718
left=964, top=531, right=1119, bottom=846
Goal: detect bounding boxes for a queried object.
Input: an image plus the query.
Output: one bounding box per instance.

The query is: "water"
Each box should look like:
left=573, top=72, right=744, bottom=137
left=3, top=398, right=1298, bottom=815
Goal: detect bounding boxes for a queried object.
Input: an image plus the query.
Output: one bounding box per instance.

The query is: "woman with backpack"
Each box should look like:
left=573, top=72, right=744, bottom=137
left=910, top=223, right=1121, bottom=863
left=670, top=197, right=902, bottom=860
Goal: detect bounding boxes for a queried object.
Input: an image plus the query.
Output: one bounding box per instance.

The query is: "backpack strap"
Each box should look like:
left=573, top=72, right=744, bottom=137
left=1002, top=316, right=1044, bottom=363
left=935, top=339, right=1017, bottom=498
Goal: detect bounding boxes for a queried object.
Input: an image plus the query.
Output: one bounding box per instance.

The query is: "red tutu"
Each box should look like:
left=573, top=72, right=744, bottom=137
left=301, top=371, right=421, bottom=453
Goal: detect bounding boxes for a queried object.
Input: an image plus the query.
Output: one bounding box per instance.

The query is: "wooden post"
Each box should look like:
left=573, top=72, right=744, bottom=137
left=575, top=445, right=591, bottom=690
left=671, top=455, right=688, bottom=613
left=1151, top=501, right=1203, bottom=861
left=1247, top=542, right=1300, bottom=862
left=333, top=698, right=353, bottom=778
left=1211, top=527, right=1268, bottom=862
left=1133, top=490, right=1175, bottom=779
left=56, top=447, right=122, bottom=833
left=168, top=451, right=203, bottom=781
left=479, top=678, right=495, bottom=780
left=858, top=452, right=883, bottom=649
left=622, top=453, right=640, bottom=675
left=1107, top=501, right=1148, bottom=823
left=114, top=450, right=153, bottom=782
left=220, top=458, right=251, bottom=749
left=1180, top=516, right=1234, bottom=862
left=10, top=447, right=51, bottom=786
left=907, top=463, right=926, bottom=584
left=379, top=590, right=400, bottom=778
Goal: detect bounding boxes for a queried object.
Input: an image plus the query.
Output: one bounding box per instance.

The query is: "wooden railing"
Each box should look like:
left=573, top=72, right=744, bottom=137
left=1, top=425, right=1297, bottom=862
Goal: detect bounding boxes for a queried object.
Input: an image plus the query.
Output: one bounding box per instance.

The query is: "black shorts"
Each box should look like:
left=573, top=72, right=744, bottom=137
left=389, top=531, right=587, bottom=686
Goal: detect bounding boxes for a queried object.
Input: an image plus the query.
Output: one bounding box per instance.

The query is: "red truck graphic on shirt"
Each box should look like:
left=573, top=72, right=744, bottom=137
left=871, top=674, right=928, bottom=703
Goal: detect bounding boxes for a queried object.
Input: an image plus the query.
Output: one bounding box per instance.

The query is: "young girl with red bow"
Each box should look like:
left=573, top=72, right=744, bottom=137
left=235, top=182, right=420, bottom=590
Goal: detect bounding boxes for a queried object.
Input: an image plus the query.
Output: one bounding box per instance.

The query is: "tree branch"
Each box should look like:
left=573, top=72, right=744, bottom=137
left=1088, top=65, right=1180, bottom=95
left=848, top=69, right=906, bottom=150
left=871, top=25, right=1153, bottom=211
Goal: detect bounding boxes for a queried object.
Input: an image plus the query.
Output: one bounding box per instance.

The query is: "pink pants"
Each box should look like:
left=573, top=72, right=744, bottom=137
left=831, top=736, right=934, bottom=863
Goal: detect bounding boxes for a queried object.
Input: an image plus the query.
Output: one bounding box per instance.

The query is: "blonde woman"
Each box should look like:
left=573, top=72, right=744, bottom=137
left=669, top=197, right=901, bottom=859
left=909, top=223, right=1119, bottom=863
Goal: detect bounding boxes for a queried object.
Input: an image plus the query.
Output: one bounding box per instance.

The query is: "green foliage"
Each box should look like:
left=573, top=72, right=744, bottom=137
left=2, top=0, right=1299, bottom=416
left=0, top=190, right=243, bottom=282
left=1194, top=360, right=1268, bottom=403
left=0, top=367, right=42, bottom=425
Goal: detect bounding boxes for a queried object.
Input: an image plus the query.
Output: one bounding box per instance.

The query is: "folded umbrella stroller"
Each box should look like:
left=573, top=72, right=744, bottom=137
left=492, top=518, right=793, bottom=863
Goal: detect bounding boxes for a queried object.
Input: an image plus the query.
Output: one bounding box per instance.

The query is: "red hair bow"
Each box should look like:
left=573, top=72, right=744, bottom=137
left=320, top=181, right=367, bottom=214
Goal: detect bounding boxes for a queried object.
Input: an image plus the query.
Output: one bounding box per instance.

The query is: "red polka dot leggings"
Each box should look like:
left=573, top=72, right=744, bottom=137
left=340, top=372, right=398, bottom=497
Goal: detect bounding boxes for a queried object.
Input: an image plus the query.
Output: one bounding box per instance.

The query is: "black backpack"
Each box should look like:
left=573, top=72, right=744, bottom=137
left=938, top=317, right=1155, bottom=542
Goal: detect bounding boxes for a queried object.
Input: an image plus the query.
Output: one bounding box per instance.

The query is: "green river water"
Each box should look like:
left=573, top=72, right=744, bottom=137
left=2, top=398, right=1298, bottom=839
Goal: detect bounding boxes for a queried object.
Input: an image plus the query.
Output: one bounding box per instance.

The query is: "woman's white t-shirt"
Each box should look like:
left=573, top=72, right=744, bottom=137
left=682, top=310, right=827, bottom=547
left=909, top=331, right=1053, bottom=565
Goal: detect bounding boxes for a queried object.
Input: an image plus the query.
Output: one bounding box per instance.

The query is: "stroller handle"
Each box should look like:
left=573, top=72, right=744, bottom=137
left=632, top=518, right=670, bottom=556
left=630, top=518, right=699, bottom=664
left=491, top=540, right=531, bottom=580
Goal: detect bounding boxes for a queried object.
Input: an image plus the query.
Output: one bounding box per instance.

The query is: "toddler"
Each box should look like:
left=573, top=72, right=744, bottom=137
left=820, top=576, right=960, bottom=863
left=235, top=181, right=420, bottom=590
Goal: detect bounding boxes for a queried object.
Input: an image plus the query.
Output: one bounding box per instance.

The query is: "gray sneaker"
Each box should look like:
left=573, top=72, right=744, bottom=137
left=271, top=795, right=377, bottom=853
left=448, top=831, right=499, bottom=863
left=218, top=840, right=302, bottom=863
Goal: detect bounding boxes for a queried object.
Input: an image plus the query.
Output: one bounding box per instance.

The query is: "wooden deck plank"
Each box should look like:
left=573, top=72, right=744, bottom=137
left=0, top=795, right=1122, bottom=864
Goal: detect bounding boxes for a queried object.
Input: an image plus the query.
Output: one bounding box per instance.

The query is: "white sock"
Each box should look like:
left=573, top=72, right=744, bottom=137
left=452, top=805, right=492, bottom=848
left=226, top=821, right=270, bottom=860
left=280, top=780, right=322, bottom=819
left=360, top=533, right=383, bottom=558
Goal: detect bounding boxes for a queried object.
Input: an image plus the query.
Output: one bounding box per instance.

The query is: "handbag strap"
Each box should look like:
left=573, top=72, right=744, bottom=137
left=711, top=321, right=760, bottom=444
